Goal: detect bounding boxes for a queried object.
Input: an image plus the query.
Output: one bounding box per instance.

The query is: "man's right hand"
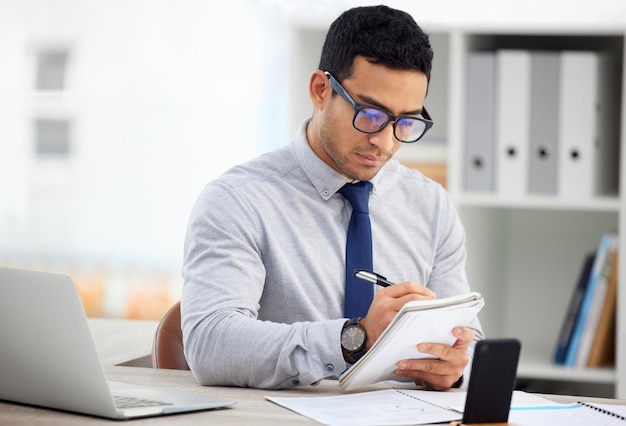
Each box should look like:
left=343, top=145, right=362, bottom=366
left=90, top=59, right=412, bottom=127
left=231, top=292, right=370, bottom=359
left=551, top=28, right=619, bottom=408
left=359, top=281, right=436, bottom=350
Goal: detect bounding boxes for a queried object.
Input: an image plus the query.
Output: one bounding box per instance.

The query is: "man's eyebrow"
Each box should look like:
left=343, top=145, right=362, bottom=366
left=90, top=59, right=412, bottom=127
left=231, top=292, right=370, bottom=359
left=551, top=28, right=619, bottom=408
left=358, top=93, right=423, bottom=116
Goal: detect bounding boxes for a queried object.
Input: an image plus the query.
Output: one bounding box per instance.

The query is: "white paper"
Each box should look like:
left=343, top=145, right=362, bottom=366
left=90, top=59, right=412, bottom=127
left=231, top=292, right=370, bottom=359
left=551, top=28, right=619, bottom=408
left=508, top=403, right=626, bottom=425
left=267, top=390, right=608, bottom=426
left=267, top=389, right=462, bottom=426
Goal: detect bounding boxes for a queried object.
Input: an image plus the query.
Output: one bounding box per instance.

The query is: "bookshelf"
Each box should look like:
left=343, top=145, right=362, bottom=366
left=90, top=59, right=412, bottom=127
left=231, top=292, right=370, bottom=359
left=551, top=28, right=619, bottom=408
left=447, top=28, right=625, bottom=398
left=288, top=23, right=625, bottom=398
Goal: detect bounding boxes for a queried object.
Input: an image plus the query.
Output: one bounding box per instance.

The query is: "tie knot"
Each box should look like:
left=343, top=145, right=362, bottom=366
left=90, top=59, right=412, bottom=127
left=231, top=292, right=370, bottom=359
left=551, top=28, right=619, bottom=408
left=339, top=181, right=372, bottom=214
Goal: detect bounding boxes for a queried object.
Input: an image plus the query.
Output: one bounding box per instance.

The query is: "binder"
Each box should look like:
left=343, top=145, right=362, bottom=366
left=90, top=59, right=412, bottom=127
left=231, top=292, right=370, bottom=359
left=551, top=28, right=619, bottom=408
left=558, top=51, right=619, bottom=199
left=495, top=49, right=531, bottom=197
left=528, top=52, right=560, bottom=195
left=595, top=51, right=621, bottom=197
left=464, top=52, right=496, bottom=192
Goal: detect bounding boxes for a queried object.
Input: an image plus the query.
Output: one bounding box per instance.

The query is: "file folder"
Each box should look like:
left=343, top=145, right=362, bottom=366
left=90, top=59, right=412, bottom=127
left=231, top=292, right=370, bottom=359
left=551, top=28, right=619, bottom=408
left=528, top=52, right=560, bottom=195
left=558, top=51, right=619, bottom=199
left=464, top=52, right=496, bottom=192
left=558, top=51, right=597, bottom=199
left=496, top=50, right=531, bottom=197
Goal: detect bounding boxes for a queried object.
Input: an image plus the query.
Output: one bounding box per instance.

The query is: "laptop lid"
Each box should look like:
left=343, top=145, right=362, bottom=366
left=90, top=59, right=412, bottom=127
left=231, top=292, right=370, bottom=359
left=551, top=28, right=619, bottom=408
left=0, top=267, right=234, bottom=419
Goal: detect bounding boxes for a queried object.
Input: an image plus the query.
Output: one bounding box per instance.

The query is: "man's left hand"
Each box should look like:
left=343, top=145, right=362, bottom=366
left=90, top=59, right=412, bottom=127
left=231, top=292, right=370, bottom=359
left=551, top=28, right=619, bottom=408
left=394, top=326, right=475, bottom=390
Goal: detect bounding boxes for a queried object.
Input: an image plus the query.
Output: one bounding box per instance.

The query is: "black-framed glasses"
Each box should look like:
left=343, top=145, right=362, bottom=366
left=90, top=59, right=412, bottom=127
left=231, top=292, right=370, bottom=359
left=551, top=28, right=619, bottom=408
left=324, top=71, right=433, bottom=143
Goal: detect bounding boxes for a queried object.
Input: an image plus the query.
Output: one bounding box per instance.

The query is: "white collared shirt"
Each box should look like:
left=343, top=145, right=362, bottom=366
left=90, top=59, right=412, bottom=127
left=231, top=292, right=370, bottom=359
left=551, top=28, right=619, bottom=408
left=181, top=119, right=483, bottom=389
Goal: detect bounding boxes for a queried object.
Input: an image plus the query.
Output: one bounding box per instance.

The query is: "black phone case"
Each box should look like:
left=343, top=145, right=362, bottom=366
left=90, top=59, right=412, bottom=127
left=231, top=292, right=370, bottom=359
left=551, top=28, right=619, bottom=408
left=462, top=338, right=521, bottom=424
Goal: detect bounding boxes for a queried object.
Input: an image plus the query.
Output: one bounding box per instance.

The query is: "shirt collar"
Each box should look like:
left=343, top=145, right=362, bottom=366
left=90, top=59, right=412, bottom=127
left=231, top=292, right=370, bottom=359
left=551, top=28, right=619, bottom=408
left=292, top=119, right=384, bottom=201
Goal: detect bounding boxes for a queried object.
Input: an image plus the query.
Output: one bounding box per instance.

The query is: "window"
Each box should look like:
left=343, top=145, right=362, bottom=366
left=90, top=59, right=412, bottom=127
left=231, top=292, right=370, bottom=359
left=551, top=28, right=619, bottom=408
left=34, top=118, right=71, bottom=156
left=35, top=50, right=68, bottom=91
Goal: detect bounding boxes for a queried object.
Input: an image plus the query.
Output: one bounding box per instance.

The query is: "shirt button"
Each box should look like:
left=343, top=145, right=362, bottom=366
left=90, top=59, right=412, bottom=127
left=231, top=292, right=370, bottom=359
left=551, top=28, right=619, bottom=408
left=325, top=364, right=335, bottom=372
left=292, top=379, right=300, bottom=386
left=322, top=189, right=330, bottom=196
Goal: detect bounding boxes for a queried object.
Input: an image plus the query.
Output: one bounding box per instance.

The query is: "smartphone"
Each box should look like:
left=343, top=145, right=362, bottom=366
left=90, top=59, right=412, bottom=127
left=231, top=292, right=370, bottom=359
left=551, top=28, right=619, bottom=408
left=462, top=338, right=521, bottom=424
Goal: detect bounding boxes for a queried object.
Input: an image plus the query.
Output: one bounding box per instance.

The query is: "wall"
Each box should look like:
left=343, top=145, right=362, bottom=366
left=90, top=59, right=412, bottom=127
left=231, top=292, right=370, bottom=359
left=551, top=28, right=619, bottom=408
left=0, top=0, right=289, bottom=318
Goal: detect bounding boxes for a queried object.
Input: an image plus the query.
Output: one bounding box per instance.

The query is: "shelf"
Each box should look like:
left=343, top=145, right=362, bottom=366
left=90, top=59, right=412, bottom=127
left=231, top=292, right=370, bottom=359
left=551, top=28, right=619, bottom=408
left=453, top=194, right=621, bottom=212
left=518, top=350, right=615, bottom=384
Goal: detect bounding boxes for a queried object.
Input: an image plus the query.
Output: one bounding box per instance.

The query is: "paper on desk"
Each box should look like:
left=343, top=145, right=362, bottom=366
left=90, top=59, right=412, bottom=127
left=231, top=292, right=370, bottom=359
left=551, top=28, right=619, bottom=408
left=507, top=403, right=626, bottom=425
left=339, top=292, right=484, bottom=391
left=266, top=389, right=462, bottom=426
left=446, top=391, right=626, bottom=426
left=392, top=388, right=626, bottom=426
left=268, top=388, right=626, bottom=426
left=441, top=390, right=570, bottom=412
left=355, top=389, right=564, bottom=414
left=582, top=403, right=626, bottom=417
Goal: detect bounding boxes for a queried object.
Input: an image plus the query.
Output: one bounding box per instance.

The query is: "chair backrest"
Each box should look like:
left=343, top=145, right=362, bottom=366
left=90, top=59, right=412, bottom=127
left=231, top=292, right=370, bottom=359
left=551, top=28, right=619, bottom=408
left=151, top=301, right=190, bottom=370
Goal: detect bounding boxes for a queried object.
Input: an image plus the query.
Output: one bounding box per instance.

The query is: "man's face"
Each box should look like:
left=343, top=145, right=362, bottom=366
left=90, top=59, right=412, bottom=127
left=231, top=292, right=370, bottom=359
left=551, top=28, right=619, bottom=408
left=313, top=56, right=429, bottom=181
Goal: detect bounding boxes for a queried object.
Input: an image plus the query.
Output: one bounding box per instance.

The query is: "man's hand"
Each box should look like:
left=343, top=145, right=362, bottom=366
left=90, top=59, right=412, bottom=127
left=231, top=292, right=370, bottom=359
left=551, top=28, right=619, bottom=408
left=358, top=282, right=476, bottom=391
left=359, top=281, right=435, bottom=350
left=395, top=326, right=475, bottom=390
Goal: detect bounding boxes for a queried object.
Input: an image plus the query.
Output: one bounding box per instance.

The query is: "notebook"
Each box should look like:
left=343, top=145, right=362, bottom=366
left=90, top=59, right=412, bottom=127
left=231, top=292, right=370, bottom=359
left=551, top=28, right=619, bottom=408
left=0, top=267, right=235, bottom=420
left=268, top=388, right=463, bottom=426
left=339, top=292, right=484, bottom=391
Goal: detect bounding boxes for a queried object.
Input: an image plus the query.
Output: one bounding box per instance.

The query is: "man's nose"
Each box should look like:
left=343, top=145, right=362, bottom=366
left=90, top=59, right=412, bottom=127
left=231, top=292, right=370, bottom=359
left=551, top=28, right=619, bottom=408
left=367, top=122, right=397, bottom=151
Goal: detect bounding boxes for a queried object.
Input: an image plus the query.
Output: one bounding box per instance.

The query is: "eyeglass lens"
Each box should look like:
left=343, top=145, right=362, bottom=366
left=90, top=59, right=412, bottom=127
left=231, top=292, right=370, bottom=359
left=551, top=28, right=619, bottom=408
left=354, top=108, right=427, bottom=142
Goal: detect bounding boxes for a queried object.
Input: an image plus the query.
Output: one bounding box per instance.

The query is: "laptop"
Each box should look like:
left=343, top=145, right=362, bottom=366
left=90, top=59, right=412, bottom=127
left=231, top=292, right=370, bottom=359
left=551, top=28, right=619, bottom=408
left=0, top=267, right=235, bottom=419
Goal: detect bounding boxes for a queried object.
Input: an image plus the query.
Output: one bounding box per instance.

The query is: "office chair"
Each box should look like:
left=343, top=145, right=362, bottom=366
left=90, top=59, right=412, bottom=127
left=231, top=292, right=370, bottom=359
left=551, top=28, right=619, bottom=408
left=151, top=301, right=190, bottom=370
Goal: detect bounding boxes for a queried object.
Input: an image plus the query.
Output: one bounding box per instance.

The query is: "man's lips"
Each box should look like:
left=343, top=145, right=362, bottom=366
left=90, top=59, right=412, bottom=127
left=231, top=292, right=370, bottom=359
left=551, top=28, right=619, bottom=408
left=356, top=151, right=387, bottom=166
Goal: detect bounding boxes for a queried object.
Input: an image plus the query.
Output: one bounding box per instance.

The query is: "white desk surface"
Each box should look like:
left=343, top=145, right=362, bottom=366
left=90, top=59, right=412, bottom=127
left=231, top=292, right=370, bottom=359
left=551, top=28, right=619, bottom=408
left=1, top=318, right=624, bottom=425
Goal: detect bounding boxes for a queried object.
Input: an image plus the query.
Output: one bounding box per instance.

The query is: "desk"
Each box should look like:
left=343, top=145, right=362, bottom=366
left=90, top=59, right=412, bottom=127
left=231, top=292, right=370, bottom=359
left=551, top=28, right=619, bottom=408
left=1, top=319, right=624, bottom=425
left=89, top=318, right=158, bottom=366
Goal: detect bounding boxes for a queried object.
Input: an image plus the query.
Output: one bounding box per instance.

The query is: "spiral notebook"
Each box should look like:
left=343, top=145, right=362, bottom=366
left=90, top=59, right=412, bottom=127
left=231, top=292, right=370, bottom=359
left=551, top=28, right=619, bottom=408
left=268, top=389, right=626, bottom=426
left=507, top=401, right=626, bottom=425
left=578, top=402, right=626, bottom=421
left=267, top=388, right=462, bottom=426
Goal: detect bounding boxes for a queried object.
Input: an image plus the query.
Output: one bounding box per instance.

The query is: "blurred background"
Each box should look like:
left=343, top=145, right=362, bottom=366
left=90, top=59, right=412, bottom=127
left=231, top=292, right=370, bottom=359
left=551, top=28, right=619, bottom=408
left=2, top=0, right=626, bottom=320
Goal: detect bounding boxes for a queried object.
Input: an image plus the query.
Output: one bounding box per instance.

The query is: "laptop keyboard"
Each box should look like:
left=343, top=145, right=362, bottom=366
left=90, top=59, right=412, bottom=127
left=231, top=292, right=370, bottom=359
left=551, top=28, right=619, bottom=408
left=113, top=394, right=173, bottom=409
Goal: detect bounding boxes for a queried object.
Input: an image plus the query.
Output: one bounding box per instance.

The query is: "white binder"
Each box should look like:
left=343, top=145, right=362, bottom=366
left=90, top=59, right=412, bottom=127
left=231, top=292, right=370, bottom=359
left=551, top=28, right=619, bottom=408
left=528, top=52, right=560, bottom=195
left=558, top=51, right=619, bottom=199
left=464, top=52, right=496, bottom=192
left=495, top=50, right=531, bottom=197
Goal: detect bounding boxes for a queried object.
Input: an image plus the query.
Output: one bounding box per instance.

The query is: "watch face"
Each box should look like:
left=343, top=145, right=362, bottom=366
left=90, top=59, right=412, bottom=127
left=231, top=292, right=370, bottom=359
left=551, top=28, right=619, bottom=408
left=341, top=325, right=366, bottom=351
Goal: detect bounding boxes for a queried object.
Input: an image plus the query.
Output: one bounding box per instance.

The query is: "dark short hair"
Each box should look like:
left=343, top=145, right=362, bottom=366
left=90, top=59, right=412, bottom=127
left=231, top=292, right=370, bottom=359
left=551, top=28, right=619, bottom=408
left=318, top=5, right=433, bottom=82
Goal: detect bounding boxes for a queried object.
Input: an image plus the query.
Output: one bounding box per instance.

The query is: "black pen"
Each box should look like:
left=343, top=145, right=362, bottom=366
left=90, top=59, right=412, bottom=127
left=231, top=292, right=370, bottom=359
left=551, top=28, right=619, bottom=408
left=354, top=269, right=396, bottom=287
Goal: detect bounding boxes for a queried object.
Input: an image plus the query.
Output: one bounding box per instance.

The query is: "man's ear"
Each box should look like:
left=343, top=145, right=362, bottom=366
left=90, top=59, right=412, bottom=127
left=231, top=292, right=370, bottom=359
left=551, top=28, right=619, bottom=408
left=309, top=70, right=332, bottom=109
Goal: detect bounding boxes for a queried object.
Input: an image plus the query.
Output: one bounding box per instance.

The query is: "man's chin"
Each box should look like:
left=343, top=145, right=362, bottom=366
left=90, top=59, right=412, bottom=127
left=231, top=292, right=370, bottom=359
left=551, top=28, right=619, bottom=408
left=345, top=166, right=382, bottom=182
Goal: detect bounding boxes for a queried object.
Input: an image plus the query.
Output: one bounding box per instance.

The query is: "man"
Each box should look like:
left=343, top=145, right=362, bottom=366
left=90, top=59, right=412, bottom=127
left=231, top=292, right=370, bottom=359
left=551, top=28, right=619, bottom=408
left=181, top=4, right=483, bottom=390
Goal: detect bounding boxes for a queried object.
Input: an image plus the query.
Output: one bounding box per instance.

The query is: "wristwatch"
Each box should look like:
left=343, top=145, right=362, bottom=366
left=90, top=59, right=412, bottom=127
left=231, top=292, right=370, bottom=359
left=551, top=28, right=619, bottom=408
left=341, top=318, right=367, bottom=363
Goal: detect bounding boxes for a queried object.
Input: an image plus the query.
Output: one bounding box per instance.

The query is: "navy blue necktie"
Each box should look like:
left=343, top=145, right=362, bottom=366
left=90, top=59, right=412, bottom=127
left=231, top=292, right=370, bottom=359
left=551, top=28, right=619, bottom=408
left=339, top=181, right=373, bottom=318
